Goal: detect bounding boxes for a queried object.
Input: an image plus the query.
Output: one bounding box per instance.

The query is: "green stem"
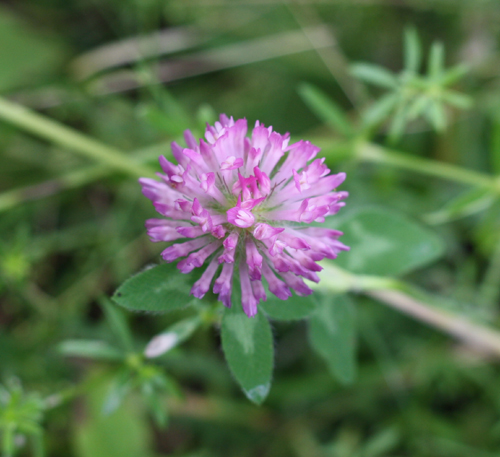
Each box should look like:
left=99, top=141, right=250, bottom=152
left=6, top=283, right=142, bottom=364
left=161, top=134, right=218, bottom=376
left=358, top=141, right=497, bottom=189
left=0, top=97, right=156, bottom=178
left=0, top=142, right=169, bottom=213
left=318, top=263, right=500, bottom=357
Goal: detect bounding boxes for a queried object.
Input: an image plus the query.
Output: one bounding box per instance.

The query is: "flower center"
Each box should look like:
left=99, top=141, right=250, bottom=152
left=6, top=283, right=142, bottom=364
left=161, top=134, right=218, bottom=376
left=227, top=207, right=255, bottom=228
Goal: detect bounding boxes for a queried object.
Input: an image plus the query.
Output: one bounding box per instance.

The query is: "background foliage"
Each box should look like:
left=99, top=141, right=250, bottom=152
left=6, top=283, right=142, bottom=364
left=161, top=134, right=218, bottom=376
left=2, top=0, right=500, bottom=456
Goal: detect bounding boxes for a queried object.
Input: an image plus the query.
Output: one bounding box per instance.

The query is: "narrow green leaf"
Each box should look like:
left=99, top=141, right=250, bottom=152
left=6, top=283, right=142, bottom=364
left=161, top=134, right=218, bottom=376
left=404, top=27, right=421, bottom=73
left=441, top=90, right=472, bottom=110
left=261, top=291, right=317, bottom=320
left=425, top=187, right=495, bottom=225
left=309, top=294, right=356, bottom=384
left=363, top=427, right=400, bottom=457
left=221, top=306, right=273, bottom=404
left=100, top=298, right=134, bottom=351
left=428, top=42, right=445, bottom=80
left=297, top=83, right=353, bottom=137
left=351, top=63, right=398, bottom=89
left=58, top=340, right=124, bottom=361
left=102, top=369, right=133, bottom=415
left=334, top=206, right=445, bottom=276
left=140, top=381, right=168, bottom=428
left=407, top=94, right=430, bottom=120
left=362, top=93, right=399, bottom=127
left=441, top=64, right=469, bottom=86
left=426, top=101, right=447, bottom=132
left=151, top=373, right=182, bottom=398
left=388, top=102, right=410, bottom=143
left=144, top=316, right=202, bottom=358
left=112, top=264, right=194, bottom=313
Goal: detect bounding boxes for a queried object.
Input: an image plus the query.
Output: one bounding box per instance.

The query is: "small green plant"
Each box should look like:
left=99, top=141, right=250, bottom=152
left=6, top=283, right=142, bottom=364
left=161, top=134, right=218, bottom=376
left=0, top=380, right=45, bottom=457
left=58, top=299, right=181, bottom=428
left=351, top=28, right=472, bottom=141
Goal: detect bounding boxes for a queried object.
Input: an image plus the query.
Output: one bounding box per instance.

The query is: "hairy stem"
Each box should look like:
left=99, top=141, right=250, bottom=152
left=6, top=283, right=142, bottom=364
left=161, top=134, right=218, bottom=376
left=318, top=263, right=500, bottom=357
left=367, top=288, right=500, bottom=356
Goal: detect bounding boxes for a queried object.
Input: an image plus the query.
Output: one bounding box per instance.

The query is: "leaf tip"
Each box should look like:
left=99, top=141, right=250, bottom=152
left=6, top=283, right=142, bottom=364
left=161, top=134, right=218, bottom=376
left=244, top=383, right=271, bottom=405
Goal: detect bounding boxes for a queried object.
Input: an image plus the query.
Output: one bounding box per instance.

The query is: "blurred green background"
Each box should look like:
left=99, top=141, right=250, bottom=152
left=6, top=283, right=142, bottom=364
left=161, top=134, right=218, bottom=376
left=2, top=0, right=500, bottom=456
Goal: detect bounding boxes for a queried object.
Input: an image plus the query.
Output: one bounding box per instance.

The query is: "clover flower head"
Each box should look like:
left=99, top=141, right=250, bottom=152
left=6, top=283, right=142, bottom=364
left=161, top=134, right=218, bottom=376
left=140, top=115, right=349, bottom=317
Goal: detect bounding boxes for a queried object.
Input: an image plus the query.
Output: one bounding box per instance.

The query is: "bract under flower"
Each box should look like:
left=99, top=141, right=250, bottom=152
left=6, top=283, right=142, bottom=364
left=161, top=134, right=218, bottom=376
left=140, top=114, right=349, bottom=317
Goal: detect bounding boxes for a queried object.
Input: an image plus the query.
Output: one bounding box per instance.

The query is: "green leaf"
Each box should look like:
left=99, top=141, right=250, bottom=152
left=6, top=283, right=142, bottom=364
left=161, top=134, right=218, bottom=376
left=426, top=101, right=447, bottom=132
left=144, top=316, right=202, bottom=358
left=58, top=340, right=124, bottom=361
left=261, top=291, right=317, bottom=320
left=351, top=63, right=398, bottom=89
left=140, top=380, right=169, bottom=429
left=102, top=369, right=133, bottom=415
left=388, top=102, right=411, bottom=143
left=404, top=27, right=421, bottom=74
left=221, top=306, right=273, bottom=404
left=100, top=298, right=134, bottom=351
left=297, top=83, right=354, bottom=137
left=112, top=264, right=194, bottom=313
left=363, top=427, right=400, bottom=457
left=425, top=187, right=495, bottom=225
left=309, top=294, right=356, bottom=384
left=362, top=93, right=399, bottom=128
left=334, top=207, right=445, bottom=276
left=441, top=90, right=473, bottom=110
left=428, top=42, right=445, bottom=80
left=407, top=94, right=430, bottom=120
left=441, top=64, right=469, bottom=86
